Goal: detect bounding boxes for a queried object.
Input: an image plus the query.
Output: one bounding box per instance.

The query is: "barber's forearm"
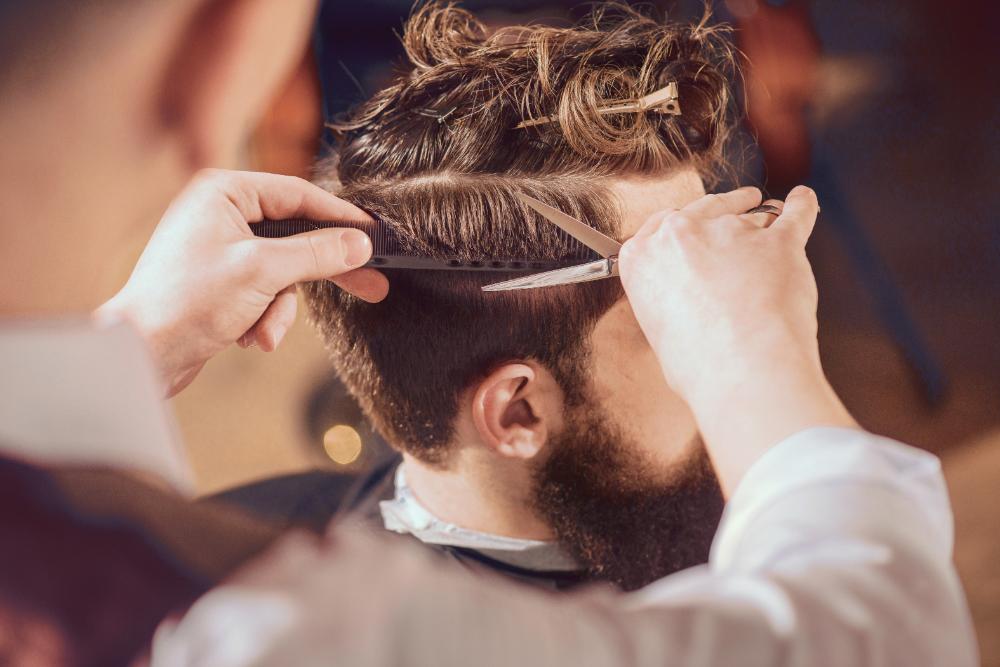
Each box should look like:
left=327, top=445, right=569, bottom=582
left=682, top=334, right=856, bottom=497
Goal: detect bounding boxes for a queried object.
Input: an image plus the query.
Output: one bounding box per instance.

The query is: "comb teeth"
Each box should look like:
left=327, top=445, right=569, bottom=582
left=361, top=214, right=403, bottom=256
left=252, top=217, right=398, bottom=248
left=250, top=218, right=595, bottom=272
left=251, top=216, right=408, bottom=257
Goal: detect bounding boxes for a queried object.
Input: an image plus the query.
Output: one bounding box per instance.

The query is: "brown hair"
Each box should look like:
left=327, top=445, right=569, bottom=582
left=305, top=2, right=737, bottom=464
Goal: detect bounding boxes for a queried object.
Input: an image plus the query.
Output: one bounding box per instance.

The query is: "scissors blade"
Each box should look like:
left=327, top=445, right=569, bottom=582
left=515, top=193, right=622, bottom=258
left=482, top=258, right=617, bottom=291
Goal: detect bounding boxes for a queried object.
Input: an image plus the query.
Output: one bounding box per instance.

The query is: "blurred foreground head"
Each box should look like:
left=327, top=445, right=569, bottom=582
left=0, top=2, right=317, bottom=664
left=309, top=2, right=737, bottom=590
left=0, top=0, right=316, bottom=313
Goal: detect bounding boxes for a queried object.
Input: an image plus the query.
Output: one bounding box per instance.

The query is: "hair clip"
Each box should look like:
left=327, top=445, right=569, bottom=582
left=414, top=105, right=457, bottom=124
left=515, top=82, right=680, bottom=130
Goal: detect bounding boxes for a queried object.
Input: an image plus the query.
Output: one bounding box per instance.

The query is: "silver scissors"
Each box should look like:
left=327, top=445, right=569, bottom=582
left=482, top=193, right=622, bottom=291
left=482, top=193, right=781, bottom=292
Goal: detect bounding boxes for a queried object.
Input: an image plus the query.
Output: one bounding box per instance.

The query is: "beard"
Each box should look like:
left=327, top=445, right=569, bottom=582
left=530, top=403, right=725, bottom=592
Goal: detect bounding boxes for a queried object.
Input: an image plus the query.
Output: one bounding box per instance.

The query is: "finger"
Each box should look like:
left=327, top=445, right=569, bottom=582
left=773, top=186, right=819, bottom=243
left=210, top=170, right=373, bottom=227
left=255, top=227, right=374, bottom=291
left=633, top=208, right=677, bottom=240
left=682, top=186, right=762, bottom=218
left=249, top=286, right=299, bottom=352
left=330, top=268, right=390, bottom=303
left=237, top=332, right=256, bottom=348
left=740, top=199, right=784, bottom=229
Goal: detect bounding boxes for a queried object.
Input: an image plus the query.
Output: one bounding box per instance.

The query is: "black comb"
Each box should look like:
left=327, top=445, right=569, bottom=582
left=251, top=218, right=595, bottom=272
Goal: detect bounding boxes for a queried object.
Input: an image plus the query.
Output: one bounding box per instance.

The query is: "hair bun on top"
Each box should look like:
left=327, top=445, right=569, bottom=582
left=334, top=2, right=736, bottom=186
left=402, top=2, right=487, bottom=70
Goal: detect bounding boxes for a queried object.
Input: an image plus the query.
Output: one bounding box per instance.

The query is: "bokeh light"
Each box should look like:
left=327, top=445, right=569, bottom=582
left=323, top=425, right=363, bottom=465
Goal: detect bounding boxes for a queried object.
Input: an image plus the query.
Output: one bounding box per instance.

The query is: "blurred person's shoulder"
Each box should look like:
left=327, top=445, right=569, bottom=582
left=0, top=453, right=282, bottom=665
left=209, top=454, right=401, bottom=533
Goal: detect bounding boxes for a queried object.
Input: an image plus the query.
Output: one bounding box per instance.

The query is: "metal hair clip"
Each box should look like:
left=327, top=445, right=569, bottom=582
left=415, top=105, right=458, bottom=126
left=515, top=82, right=680, bottom=130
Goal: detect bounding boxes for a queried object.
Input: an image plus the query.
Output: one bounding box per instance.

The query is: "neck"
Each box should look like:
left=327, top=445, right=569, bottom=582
left=401, top=450, right=554, bottom=541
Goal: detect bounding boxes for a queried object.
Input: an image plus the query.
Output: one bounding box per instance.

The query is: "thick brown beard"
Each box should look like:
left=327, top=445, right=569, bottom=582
left=530, top=406, right=724, bottom=592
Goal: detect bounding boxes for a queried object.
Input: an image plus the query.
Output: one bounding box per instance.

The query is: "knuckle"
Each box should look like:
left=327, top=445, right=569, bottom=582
left=197, top=167, right=221, bottom=180
left=216, top=171, right=241, bottom=193
left=230, top=241, right=265, bottom=278
left=663, top=212, right=695, bottom=231
left=306, top=233, right=335, bottom=276
left=193, top=168, right=228, bottom=189
left=192, top=171, right=236, bottom=203
left=654, top=208, right=677, bottom=224
left=183, top=169, right=221, bottom=199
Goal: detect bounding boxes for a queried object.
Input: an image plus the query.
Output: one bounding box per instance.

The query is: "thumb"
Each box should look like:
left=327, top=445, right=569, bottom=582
left=255, top=227, right=373, bottom=291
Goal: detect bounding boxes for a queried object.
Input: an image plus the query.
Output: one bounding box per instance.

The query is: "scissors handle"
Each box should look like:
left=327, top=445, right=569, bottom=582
left=746, top=204, right=782, bottom=216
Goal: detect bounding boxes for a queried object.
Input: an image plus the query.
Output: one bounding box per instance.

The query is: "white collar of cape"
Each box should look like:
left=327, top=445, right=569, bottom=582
left=379, top=463, right=580, bottom=572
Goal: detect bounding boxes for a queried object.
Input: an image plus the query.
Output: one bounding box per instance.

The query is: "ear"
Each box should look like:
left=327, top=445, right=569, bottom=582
left=471, top=363, right=550, bottom=460
left=156, top=0, right=316, bottom=168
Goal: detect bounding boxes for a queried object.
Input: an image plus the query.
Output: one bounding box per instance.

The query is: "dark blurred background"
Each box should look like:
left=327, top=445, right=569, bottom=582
left=168, top=0, right=999, bottom=661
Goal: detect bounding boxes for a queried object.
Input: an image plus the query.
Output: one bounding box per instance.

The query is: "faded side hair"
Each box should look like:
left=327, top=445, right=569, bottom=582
left=305, top=2, right=738, bottom=464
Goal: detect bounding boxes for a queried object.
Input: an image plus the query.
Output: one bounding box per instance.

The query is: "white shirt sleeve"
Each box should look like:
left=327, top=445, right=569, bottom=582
left=152, top=428, right=978, bottom=667
left=618, top=427, right=978, bottom=667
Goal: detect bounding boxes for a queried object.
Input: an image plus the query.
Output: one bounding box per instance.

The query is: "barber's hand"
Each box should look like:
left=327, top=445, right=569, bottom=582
left=619, top=186, right=855, bottom=494
left=97, top=169, right=389, bottom=397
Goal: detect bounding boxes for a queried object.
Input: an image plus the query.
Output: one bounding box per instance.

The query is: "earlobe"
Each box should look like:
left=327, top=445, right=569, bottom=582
left=472, top=364, right=548, bottom=460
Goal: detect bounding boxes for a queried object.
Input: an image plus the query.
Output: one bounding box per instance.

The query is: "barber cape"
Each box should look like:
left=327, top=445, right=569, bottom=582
left=215, top=456, right=593, bottom=591
left=167, top=427, right=978, bottom=667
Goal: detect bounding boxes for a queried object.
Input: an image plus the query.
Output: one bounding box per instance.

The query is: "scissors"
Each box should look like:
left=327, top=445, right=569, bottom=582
left=482, top=193, right=782, bottom=292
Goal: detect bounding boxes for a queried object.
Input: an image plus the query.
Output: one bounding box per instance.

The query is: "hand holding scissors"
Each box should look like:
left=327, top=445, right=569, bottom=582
left=620, top=185, right=854, bottom=495
left=482, top=191, right=782, bottom=291
left=485, top=185, right=852, bottom=494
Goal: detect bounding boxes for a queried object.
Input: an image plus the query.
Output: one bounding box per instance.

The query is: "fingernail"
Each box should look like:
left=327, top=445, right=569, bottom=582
left=271, top=323, right=288, bottom=348
left=342, top=230, right=373, bottom=268
left=790, top=185, right=814, bottom=197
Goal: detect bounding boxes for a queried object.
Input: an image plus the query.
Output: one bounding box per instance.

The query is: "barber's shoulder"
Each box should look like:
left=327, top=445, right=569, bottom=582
left=48, top=463, right=281, bottom=581
left=209, top=469, right=365, bottom=532
left=0, top=455, right=215, bottom=664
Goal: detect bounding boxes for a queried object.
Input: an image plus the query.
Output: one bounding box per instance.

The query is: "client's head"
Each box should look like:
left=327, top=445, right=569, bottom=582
left=306, top=2, right=736, bottom=591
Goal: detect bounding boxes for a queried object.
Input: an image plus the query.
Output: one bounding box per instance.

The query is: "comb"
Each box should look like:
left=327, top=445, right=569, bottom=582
left=251, top=218, right=596, bottom=272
